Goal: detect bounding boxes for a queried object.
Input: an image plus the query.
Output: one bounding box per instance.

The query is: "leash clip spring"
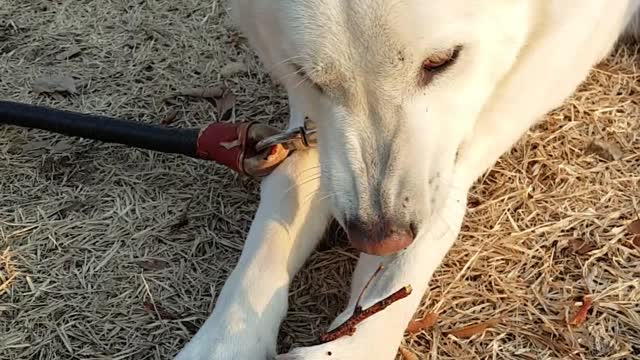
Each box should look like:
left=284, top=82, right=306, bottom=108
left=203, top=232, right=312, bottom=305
left=255, top=118, right=317, bottom=153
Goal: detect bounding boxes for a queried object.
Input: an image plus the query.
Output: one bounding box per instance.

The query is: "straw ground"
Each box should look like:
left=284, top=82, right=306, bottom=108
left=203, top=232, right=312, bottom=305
left=1, top=2, right=639, bottom=359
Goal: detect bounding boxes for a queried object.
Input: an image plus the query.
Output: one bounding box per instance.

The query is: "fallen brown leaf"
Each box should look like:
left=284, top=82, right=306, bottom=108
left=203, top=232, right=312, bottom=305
left=445, top=318, right=501, bottom=339
left=629, top=219, right=640, bottom=248
left=51, top=141, right=73, bottom=154
left=57, top=200, right=86, bottom=217
left=215, top=91, right=236, bottom=121
left=628, top=219, right=640, bottom=235
left=585, top=140, right=623, bottom=161
left=177, top=87, right=223, bottom=99
left=406, top=312, right=438, bottom=334
left=163, top=97, right=182, bottom=106
left=160, top=109, right=180, bottom=125
left=135, top=259, right=171, bottom=271
left=225, top=31, right=244, bottom=48
left=143, top=301, right=178, bottom=320
left=32, top=75, right=77, bottom=94
left=170, top=199, right=192, bottom=230
left=399, top=347, right=419, bottom=360
left=569, top=238, right=597, bottom=255
left=220, top=61, right=246, bottom=77
left=21, top=140, right=50, bottom=152
left=568, top=295, right=593, bottom=326
left=55, top=45, right=81, bottom=60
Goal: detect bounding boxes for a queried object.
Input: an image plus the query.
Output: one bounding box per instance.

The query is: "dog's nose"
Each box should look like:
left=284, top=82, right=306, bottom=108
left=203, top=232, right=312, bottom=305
left=346, top=219, right=416, bottom=256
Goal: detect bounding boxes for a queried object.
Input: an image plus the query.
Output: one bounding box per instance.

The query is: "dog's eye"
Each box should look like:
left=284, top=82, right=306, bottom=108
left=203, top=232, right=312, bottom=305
left=420, top=46, right=461, bottom=86
left=423, top=47, right=461, bottom=71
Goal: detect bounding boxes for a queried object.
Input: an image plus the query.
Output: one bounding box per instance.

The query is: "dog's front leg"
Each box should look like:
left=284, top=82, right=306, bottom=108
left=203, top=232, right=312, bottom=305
left=277, top=184, right=468, bottom=360
left=175, top=148, right=329, bottom=360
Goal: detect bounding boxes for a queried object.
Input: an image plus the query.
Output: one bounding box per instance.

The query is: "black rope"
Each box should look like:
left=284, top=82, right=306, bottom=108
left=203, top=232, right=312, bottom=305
left=0, top=100, right=200, bottom=158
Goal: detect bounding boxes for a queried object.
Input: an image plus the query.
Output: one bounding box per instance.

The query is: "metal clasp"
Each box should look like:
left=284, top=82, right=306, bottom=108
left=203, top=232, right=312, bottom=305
left=255, top=118, right=317, bottom=152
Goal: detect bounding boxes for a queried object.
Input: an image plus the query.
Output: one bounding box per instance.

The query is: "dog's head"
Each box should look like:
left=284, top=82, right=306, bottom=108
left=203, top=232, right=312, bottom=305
left=235, top=0, right=531, bottom=255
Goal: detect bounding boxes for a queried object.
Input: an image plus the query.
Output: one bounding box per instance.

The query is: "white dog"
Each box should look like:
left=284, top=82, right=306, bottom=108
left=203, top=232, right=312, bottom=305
left=175, top=1, right=640, bottom=359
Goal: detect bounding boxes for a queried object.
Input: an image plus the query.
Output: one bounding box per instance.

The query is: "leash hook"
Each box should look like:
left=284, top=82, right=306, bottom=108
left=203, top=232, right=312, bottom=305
left=255, top=118, right=317, bottom=153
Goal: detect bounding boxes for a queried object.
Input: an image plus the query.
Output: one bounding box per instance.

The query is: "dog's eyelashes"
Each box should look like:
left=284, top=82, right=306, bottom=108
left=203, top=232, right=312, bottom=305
left=423, top=48, right=459, bottom=70
left=419, top=46, right=462, bottom=86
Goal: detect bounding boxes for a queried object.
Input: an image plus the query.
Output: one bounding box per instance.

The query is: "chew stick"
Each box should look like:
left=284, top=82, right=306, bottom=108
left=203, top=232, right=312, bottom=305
left=319, top=283, right=413, bottom=343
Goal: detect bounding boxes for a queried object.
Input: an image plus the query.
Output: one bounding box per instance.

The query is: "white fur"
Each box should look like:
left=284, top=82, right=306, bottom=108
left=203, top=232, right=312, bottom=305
left=175, top=1, right=640, bottom=359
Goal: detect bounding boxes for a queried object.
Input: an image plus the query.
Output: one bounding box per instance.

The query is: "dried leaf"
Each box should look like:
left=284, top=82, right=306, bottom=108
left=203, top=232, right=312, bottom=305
left=21, top=140, right=50, bottom=152
left=406, top=312, right=438, bottom=334
left=143, top=301, right=178, bottom=320
left=216, top=91, right=236, bottom=121
left=55, top=45, right=81, bottom=60
left=163, top=97, right=182, bottom=106
left=569, top=238, right=597, bottom=255
left=399, top=347, right=419, bottom=360
left=177, top=87, right=223, bottom=99
left=32, top=75, right=77, bottom=94
left=51, top=141, right=73, bottom=153
left=446, top=318, right=501, bottom=339
left=170, top=199, right=192, bottom=230
left=135, top=259, right=170, bottom=271
left=629, top=220, right=640, bottom=247
left=584, top=140, right=623, bottom=161
left=225, top=31, right=243, bottom=48
left=220, top=61, right=246, bottom=77
left=57, top=200, right=84, bottom=217
left=628, top=219, right=640, bottom=235
left=568, top=295, right=593, bottom=326
left=160, top=109, right=180, bottom=125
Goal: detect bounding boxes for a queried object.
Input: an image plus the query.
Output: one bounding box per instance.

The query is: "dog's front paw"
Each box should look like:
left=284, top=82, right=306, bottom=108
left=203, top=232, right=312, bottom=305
left=174, top=336, right=273, bottom=360
left=174, top=316, right=276, bottom=360
left=276, top=334, right=398, bottom=360
left=275, top=339, right=351, bottom=360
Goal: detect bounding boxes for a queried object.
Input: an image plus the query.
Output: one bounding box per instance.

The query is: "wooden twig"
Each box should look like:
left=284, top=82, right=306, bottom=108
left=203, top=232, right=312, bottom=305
left=319, top=285, right=413, bottom=343
left=354, top=263, right=385, bottom=312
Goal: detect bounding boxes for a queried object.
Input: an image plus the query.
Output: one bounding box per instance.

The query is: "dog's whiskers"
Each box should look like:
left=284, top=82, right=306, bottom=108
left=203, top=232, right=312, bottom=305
left=302, top=189, right=336, bottom=207
left=264, top=55, right=308, bottom=74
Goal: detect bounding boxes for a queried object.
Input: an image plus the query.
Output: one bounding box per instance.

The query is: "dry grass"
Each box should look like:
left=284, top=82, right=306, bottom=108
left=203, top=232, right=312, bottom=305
left=1, top=2, right=639, bottom=360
